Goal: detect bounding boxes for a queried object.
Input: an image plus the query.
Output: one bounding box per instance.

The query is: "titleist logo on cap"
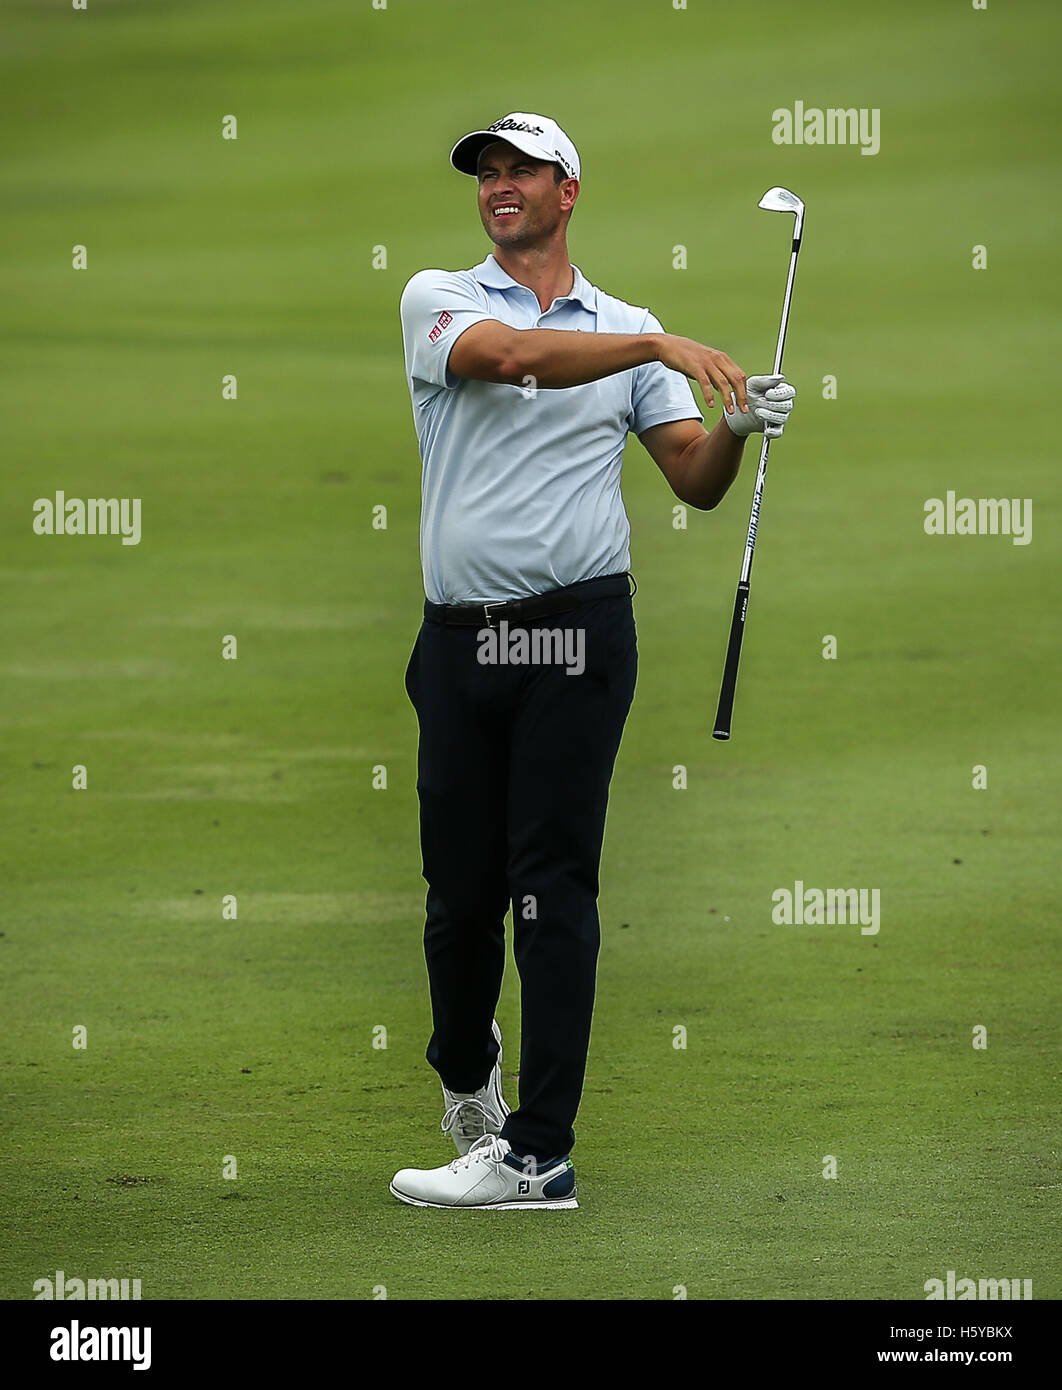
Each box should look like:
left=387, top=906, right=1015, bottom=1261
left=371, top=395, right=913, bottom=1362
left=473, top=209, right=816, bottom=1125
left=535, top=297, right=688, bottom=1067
left=489, top=118, right=545, bottom=136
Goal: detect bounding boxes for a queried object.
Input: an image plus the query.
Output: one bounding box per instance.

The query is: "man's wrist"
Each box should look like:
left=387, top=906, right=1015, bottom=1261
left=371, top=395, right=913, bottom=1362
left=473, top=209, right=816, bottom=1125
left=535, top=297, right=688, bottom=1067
left=718, top=412, right=749, bottom=445
left=644, top=332, right=664, bottom=364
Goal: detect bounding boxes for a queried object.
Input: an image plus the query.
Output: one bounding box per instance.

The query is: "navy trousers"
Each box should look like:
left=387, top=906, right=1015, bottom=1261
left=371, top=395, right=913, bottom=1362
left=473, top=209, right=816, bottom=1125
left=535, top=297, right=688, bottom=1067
left=404, top=576, right=638, bottom=1159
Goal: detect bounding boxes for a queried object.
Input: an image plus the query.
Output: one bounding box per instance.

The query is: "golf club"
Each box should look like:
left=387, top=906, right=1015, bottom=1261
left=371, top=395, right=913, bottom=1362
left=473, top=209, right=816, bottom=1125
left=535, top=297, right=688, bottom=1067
left=712, top=186, right=805, bottom=740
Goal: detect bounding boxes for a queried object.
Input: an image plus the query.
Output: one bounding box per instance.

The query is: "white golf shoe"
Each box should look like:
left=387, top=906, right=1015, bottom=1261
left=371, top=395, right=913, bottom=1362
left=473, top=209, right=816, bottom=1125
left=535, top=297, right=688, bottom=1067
left=390, top=1134, right=578, bottom=1210
left=439, top=1019, right=510, bottom=1156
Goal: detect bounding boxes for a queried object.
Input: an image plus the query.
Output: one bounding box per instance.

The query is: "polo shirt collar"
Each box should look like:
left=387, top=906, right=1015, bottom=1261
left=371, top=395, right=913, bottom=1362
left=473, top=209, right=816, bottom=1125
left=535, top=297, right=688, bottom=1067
left=472, top=255, right=597, bottom=312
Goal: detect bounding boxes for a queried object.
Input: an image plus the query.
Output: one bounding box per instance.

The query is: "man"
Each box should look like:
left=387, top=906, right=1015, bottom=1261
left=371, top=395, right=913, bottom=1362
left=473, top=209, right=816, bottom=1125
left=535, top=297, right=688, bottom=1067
left=392, top=112, right=796, bottom=1210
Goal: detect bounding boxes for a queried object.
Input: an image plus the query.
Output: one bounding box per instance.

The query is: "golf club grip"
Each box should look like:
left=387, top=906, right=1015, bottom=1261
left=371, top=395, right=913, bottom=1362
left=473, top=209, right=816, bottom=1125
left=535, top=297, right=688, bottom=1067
left=712, top=581, right=750, bottom=740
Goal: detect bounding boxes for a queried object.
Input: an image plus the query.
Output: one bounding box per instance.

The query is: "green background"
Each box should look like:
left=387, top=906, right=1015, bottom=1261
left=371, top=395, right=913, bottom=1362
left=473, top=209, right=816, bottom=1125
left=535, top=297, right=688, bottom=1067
left=1, top=0, right=1058, bottom=1300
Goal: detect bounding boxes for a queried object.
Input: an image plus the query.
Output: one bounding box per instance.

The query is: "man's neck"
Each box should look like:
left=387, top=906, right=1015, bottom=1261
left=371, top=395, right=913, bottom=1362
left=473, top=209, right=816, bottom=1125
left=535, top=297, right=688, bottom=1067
left=491, top=246, right=575, bottom=315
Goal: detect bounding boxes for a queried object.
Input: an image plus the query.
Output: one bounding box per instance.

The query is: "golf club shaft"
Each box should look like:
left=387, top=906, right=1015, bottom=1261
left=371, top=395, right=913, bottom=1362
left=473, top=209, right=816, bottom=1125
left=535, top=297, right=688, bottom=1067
left=712, top=236, right=802, bottom=740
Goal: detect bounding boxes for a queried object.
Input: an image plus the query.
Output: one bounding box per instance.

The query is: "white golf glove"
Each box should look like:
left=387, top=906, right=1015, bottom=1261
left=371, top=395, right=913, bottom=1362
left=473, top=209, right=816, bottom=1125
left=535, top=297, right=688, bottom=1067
left=724, top=373, right=796, bottom=439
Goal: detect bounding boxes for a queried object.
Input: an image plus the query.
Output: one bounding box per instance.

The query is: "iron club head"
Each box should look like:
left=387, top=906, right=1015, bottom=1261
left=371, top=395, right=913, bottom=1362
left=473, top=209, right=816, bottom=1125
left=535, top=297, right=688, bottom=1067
left=758, top=186, right=805, bottom=242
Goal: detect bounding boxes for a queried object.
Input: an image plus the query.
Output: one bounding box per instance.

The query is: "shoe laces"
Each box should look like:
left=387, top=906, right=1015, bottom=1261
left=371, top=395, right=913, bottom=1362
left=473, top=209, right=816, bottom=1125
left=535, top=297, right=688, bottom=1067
left=449, top=1134, right=508, bottom=1173
left=440, top=1096, right=494, bottom=1141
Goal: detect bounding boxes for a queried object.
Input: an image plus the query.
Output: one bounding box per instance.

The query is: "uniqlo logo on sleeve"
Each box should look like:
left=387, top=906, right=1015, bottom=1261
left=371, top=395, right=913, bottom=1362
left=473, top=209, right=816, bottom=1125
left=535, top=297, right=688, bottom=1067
left=428, top=310, right=453, bottom=344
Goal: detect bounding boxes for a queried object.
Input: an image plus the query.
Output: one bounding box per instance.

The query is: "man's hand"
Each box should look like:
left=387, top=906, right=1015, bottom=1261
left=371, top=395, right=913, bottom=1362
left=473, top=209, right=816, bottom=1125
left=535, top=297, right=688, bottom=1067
left=654, top=335, right=749, bottom=414
left=722, top=374, right=797, bottom=439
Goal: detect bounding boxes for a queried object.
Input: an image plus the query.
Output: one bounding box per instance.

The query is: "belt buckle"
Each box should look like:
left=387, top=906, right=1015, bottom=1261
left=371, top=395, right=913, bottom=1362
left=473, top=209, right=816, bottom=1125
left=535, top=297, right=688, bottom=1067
left=482, top=601, right=506, bottom=628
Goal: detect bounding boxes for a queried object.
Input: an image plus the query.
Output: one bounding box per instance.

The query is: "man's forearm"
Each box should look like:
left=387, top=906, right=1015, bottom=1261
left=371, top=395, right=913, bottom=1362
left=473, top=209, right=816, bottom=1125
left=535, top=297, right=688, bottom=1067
left=678, top=418, right=748, bottom=510
left=505, top=330, right=662, bottom=388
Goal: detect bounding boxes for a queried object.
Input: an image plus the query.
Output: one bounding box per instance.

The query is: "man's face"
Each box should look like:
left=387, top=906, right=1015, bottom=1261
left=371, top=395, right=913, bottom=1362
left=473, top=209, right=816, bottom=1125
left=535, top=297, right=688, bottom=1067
left=476, top=140, right=575, bottom=248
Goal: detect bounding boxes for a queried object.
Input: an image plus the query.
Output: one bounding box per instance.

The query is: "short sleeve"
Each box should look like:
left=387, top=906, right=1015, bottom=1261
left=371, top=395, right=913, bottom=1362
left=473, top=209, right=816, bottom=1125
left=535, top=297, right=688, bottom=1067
left=631, top=310, right=703, bottom=434
left=400, top=269, right=498, bottom=392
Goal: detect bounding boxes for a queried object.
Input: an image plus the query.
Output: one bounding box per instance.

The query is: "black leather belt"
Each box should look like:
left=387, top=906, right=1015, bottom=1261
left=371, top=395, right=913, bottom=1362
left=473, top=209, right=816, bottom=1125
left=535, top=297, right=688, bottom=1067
left=424, top=572, right=635, bottom=628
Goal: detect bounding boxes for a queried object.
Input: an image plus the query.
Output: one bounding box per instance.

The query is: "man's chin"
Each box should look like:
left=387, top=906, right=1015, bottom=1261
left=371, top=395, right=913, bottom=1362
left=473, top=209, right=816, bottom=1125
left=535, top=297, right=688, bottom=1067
left=487, top=226, right=534, bottom=250
left=482, top=211, right=525, bottom=238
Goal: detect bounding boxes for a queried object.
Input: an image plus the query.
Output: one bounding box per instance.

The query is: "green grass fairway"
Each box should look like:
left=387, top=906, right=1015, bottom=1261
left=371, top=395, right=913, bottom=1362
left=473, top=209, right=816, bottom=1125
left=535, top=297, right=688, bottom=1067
left=1, top=0, right=1058, bottom=1302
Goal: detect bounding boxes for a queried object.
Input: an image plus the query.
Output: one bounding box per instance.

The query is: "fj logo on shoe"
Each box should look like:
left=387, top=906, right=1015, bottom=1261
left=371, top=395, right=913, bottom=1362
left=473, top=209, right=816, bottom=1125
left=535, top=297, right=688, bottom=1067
left=518, top=1179, right=530, bottom=1195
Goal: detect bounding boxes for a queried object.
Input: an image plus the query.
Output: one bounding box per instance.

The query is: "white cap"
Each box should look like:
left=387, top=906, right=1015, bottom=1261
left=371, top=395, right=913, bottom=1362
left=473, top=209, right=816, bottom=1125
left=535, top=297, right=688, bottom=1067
left=450, top=112, right=580, bottom=181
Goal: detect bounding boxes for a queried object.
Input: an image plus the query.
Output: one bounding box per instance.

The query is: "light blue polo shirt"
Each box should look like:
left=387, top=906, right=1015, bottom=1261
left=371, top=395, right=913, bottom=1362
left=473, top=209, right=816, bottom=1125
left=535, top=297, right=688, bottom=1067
left=399, top=254, right=702, bottom=604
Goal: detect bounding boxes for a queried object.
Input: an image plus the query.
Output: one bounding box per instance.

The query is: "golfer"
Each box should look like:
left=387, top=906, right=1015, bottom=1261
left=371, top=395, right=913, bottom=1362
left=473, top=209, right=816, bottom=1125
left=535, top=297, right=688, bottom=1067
left=392, top=112, right=796, bottom=1209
